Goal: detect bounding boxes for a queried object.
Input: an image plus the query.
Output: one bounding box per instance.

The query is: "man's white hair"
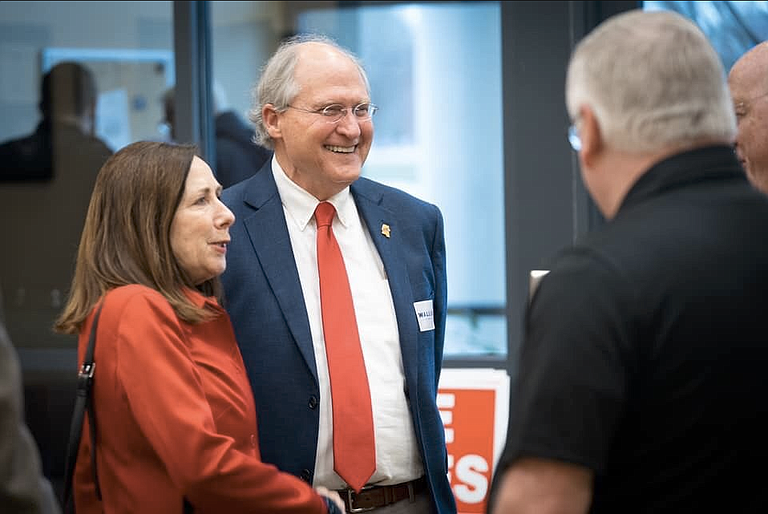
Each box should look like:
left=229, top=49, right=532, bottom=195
left=248, top=34, right=370, bottom=150
left=566, top=9, right=736, bottom=153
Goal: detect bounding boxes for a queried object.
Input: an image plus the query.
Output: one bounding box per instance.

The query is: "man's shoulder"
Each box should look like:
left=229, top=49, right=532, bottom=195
left=353, top=175, right=416, bottom=198
left=0, top=132, right=52, bottom=180
left=540, top=224, right=646, bottom=303
left=352, top=176, right=438, bottom=214
left=546, top=241, right=622, bottom=283
left=105, top=284, right=168, bottom=311
left=0, top=132, right=39, bottom=153
left=221, top=175, right=252, bottom=208
left=221, top=163, right=270, bottom=205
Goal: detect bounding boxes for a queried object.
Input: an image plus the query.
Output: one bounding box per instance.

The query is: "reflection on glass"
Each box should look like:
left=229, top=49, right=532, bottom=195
left=0, top=2, right=173, bottom=352
left=41, top=47, right=175, bottom=152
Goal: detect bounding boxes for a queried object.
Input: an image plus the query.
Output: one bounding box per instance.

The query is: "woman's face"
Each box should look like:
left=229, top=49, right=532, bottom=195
left=170, top=156, right=235, bottom=285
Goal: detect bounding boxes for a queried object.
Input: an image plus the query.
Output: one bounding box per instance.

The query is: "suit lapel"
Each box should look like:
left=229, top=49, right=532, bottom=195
left=241, top=171, right=318, bottom=381
left=352, top=183, right=420, bottom=390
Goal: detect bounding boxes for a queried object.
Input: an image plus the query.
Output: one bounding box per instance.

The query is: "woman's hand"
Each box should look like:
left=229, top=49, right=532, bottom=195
left=315, top=485, right=346, bottom=513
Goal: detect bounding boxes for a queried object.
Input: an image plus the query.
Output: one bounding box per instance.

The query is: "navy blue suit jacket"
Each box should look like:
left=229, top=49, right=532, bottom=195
left=221, top=161, right=456, bottom=513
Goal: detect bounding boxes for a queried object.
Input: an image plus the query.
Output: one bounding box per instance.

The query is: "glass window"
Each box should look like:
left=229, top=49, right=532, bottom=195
left=0, top=1, right=173, bottom=499
left=0, top=1, right=173, bottom=350
left=644, top=1, right=768, bottom=70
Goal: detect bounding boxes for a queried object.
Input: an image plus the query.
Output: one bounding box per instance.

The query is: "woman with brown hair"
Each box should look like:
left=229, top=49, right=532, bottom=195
left=54, top=141, right=343, bottom=514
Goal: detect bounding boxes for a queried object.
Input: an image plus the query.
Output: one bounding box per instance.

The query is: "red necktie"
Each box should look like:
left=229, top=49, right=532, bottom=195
left=315, top=201, right=376, bottom=492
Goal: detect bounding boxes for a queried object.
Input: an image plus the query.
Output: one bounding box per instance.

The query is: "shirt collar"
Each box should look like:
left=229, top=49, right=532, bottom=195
left=271, top=155, right=355, bottom=230
left=183, top=287, right=222, bottom=311
left=617, top=145, right=744, bottom=215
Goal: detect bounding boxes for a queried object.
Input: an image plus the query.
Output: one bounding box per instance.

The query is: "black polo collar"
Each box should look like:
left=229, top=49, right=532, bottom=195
left=618, top=145, right=745, bottom=215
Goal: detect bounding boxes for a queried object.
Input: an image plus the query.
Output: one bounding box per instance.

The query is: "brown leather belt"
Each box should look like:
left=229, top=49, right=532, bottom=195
left=337, top=476, right=427, bottom=512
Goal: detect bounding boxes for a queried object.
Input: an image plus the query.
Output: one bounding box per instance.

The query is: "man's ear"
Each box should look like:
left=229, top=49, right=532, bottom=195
left=579, top=105, right=602, bottom=169
left=263, top=104, right=281, bottom=139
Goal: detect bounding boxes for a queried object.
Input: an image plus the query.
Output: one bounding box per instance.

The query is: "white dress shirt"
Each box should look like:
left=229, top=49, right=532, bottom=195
left=272, top=157, right=424, bottom=489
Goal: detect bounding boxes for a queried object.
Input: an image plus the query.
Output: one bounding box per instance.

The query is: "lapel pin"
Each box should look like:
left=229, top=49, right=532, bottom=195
left=381, top=223, right=391, bottom=238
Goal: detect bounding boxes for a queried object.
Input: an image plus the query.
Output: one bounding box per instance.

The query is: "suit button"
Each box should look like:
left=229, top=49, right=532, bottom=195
left=300, top=469, right=312, bottom=482
left=250, top=434, right=257, bottom=448
left=308, top=395, right=318, bottom=409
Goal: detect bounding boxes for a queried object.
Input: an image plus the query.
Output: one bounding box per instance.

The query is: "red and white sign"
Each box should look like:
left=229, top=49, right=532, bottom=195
left=438, top=368, right=509, bottom=514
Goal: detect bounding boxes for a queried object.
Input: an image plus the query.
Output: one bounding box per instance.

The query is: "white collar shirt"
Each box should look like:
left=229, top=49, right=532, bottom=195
left=271, top=156, right=424, bottom=489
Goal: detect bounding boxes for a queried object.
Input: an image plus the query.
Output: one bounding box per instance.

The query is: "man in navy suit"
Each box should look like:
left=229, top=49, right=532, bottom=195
left=221, top=35, right=456, bottom=514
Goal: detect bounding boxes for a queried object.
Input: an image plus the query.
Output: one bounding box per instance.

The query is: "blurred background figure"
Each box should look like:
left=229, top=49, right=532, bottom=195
left=0, top=62, right=112, bottom=182
left=0, top=284, right=61, bottom=514
left=0, top=60, right=112, bottom=293
left=162, top=83, right=271, bottom=188
left=728, top=41, right=768, bottom=194
left=0, top=61, right=113, bottom=506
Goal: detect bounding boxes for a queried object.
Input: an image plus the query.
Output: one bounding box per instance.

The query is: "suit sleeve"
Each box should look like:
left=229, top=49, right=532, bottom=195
left=114, top=293, right=327, bottom=514
left=430, top=203, right=448, bottom=389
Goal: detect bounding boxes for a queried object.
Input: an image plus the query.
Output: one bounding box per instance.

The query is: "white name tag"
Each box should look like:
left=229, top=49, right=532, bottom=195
left=413, top=300, right=435, bottom=332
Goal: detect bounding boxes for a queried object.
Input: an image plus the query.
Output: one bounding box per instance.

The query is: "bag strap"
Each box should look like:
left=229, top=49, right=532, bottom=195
left=62, top=301, right=104, bottom=513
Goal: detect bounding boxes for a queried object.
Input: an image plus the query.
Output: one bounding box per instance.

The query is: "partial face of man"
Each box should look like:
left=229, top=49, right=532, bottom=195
left=729, top=53, right=768, bottom=194
left=267, top=43, right=374, bottom=200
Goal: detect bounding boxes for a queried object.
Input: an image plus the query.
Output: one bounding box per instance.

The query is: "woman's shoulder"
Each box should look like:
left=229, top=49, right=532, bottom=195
left=103, top=284, right=172, bottom=315
left=97, top=285, right=185, bottom=339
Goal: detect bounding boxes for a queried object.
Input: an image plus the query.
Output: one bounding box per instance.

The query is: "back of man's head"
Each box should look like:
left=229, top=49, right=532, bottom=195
left=566, top=9, right=736, bottom=154
left=162, top=82, right=228, bottom=141
left=40, top=61, right=98, bottom=123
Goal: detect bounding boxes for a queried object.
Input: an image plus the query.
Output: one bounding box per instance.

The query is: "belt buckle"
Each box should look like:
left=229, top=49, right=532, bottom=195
left=346, top=487, right=377, bottom=513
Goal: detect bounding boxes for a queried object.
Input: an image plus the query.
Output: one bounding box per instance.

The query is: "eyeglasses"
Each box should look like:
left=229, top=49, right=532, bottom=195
left=568, top=123, right=581, bottom=152
left=285, top=102, right=378, bottom=124
left=734, top=91, right=768, bottom=120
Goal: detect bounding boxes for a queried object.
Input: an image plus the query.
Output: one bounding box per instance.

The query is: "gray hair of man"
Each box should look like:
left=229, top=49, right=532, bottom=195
left=248, top=34, right=371, bottom=150
left=565, top=9, right=736, bottom=154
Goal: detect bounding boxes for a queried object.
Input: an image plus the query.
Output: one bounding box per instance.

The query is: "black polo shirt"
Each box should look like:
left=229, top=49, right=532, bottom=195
left=496, top=145, right=768, bottom=513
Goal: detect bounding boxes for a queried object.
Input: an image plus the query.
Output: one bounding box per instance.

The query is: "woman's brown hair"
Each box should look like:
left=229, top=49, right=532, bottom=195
left=55, top=141, right=221, bottom=334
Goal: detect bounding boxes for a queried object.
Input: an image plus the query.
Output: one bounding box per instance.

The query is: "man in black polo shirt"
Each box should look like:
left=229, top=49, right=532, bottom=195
left=489, top=9, right=768, bottom=514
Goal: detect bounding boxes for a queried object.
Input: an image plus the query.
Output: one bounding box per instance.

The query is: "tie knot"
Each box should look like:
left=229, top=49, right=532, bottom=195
left=315, top=202, right=336, bottom=228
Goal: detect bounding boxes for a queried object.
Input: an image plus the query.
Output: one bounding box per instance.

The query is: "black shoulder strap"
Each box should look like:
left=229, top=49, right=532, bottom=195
left=62, top=301, right=104, bottom=513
